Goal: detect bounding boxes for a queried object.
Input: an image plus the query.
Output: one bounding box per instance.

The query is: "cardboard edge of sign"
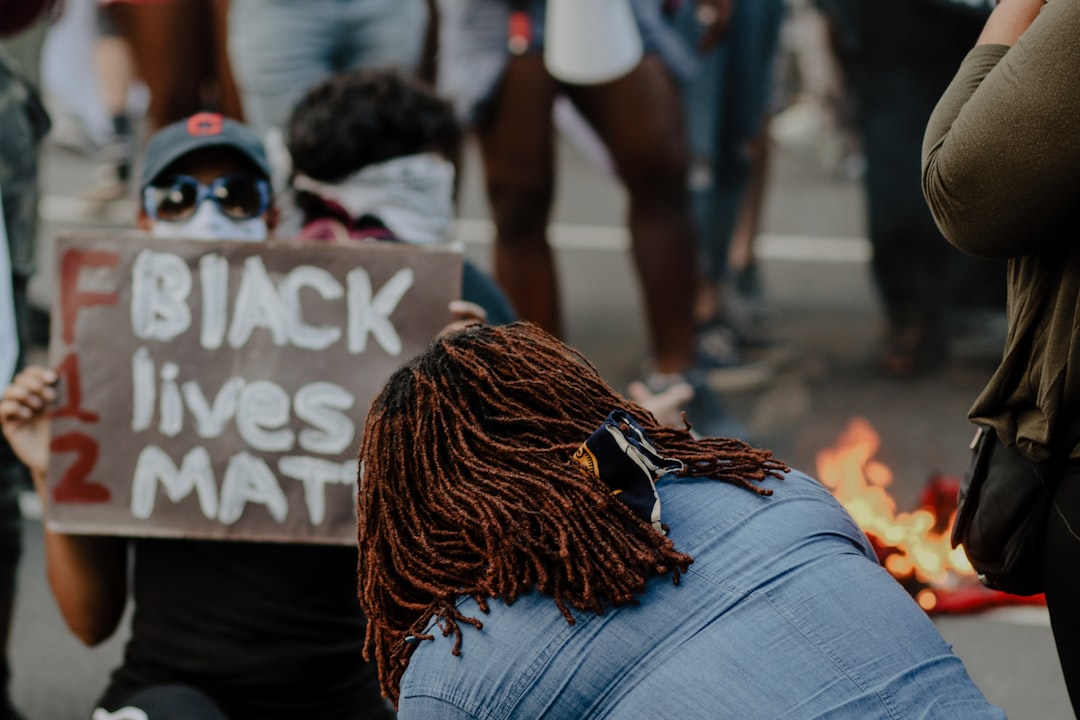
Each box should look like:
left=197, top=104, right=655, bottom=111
left=44, top=517, right=359, bottom=547
left=45, top=231, right=464, bottom=545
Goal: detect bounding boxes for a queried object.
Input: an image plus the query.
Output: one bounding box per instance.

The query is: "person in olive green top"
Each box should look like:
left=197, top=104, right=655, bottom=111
left=922, top=0, right=1080, bottom=711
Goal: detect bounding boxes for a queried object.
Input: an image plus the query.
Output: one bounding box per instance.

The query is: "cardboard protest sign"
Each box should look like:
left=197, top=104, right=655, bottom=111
left=45, top=232, right=463, bottom=544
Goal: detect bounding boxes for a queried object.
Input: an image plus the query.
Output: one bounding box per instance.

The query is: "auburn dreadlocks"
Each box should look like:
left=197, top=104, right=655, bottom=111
left=357, top=322, right=787, bottom=703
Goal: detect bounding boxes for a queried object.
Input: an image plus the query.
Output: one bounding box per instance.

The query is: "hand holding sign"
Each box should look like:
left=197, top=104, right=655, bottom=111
left=0, top=365, right=57, bottom=483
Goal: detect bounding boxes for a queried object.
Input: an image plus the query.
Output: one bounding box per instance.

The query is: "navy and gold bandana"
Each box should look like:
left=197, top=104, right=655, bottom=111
left=570, top=411, right=685, bottom=534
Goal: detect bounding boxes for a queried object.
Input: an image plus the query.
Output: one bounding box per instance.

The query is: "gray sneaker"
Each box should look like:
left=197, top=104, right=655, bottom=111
left=642, top=370, right=753, bottom=442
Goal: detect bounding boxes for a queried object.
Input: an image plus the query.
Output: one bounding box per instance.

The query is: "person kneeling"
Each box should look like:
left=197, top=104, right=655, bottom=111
left=357, top=321, right=1005, bottom=719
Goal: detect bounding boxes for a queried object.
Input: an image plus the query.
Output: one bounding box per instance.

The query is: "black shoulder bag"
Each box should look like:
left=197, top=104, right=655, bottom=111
left=951, top=418, right=1080, bottom=596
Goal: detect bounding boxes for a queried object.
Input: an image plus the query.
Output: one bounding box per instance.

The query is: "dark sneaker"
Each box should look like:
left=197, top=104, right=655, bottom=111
left=879, top=315, right=947, bottom=378
left=694, top=324, right=774, bottom=393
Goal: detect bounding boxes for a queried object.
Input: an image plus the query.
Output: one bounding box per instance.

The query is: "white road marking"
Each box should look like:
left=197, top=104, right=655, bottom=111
left=451, top=218, right=871, bottom=263
left=41, top=196, right=872, bottom=265
left=40, top=195, right=135, bottom=227
left=980, top=605, right=1051, bottom=627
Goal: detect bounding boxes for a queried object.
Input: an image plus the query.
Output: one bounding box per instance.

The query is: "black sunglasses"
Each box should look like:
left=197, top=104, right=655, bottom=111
left=143, top=174, right=271, bottom=222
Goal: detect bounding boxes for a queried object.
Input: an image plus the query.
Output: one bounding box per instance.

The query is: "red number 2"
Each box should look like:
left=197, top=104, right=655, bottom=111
left=50, top=432, right=111, bottom=503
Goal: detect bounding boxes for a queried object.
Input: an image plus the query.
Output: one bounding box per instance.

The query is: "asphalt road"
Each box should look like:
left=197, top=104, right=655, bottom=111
left=7, top=130, right=1072, bottom=719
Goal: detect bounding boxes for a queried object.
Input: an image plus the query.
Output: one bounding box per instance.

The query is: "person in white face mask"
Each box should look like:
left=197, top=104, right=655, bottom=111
left=135, top=111, right=276, bottom=242
left=0, top=112, right=399, bottom=720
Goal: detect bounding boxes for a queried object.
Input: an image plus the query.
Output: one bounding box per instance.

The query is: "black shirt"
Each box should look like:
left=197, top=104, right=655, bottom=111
left=99, top=538, right=393, bottom=720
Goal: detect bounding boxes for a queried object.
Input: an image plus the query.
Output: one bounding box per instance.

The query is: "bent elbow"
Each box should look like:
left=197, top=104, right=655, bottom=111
left=52, top=585, right=126, bottom=648
left=927, top=208, right=995, bottom=257
left=933, top=213, right=1016, bottom=259
left=73, top=627, right=108, bottom=647
left=922, top=186, right=974, bottom=254
left=922, top=165, right=1010, bottom=258
left=68, top=615, right=120, bottom=647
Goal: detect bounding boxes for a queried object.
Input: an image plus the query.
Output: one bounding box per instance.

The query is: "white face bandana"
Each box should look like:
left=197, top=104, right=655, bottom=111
left=291, top=153, right=455, bottom=245
left=149, top=200, right=268, bottom=242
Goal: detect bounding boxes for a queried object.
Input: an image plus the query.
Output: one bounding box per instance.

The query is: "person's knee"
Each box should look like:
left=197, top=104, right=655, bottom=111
left=620, top=146, right=688, bottom=212
left=485, top=170, right=553, bottom=243
left=606, top=112, right=688, bottom=209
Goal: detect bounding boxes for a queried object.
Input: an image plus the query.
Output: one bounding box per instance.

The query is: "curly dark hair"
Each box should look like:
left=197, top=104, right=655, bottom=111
left=356, top=322, right=788, bottom=704
left=285, top=68, right=462, bottom=182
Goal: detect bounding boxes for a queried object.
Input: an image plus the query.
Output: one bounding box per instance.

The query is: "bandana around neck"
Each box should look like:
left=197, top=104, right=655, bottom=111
left=291, top=153, right=455, bottom=245
left=570, top=410, right=685, bottom=533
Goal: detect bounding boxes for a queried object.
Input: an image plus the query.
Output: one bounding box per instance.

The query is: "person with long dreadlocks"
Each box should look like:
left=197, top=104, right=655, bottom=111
left=357, top=321, right=1004, bottom=719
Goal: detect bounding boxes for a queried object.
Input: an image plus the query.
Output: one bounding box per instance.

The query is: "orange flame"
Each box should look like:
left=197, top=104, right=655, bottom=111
left=815, top=418, right=973, bottom=587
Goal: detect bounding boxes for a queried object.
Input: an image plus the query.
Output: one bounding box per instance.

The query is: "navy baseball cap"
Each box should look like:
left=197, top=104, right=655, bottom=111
left=140, top=112, right=271, bottom=189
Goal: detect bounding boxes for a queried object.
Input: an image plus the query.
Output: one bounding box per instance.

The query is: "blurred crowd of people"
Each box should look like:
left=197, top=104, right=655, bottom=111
left=24, top=0, right=1009, bottom=420
left=21, top=1, right=1007, bottom=367
left=0, top=0, right=1018, bottom=717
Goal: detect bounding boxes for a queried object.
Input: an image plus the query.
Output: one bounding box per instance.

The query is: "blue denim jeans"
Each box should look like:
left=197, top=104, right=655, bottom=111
left=228, top=0, right=429, bottom=133
left=397, top=470, right=1005, bottom=719
left=670, top=0, right=783, bottom=284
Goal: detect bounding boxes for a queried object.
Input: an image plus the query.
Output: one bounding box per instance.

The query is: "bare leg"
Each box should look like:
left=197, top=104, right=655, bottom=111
left=210, top=0, right=245, bottom=122
left=565, top=57, right=696, bottom=373
left=477, top=54, right=561, bottom=335
left=111, top=0, right=242, bottom=129
left=418, top=0, right=440, bottom=86
left=727, top=123, right=770, bottom=284
left=109, top=1, right=206, bottom=129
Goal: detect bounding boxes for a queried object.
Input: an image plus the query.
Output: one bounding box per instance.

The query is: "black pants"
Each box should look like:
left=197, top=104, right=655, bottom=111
left=1044, top=468, right=1080, bottom=716
left=841, top=0, right=1006, bottom=323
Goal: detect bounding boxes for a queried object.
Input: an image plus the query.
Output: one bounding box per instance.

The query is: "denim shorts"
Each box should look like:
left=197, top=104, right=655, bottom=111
left=228, top=0, right=429, bottom=133
left=436, top=0, right=697, bottom=126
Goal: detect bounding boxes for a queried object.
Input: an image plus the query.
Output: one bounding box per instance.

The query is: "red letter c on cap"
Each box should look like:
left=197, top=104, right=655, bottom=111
left=186, top=112, right=224, bottom=137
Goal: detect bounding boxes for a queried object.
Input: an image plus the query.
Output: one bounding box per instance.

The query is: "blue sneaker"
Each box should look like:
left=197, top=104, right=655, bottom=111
left=694, top=323, right=774, bottom=393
